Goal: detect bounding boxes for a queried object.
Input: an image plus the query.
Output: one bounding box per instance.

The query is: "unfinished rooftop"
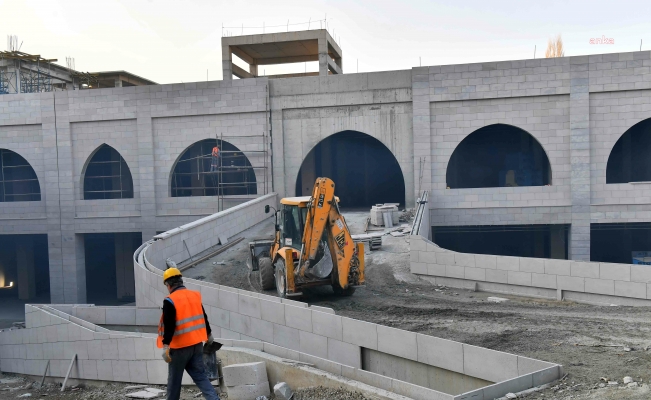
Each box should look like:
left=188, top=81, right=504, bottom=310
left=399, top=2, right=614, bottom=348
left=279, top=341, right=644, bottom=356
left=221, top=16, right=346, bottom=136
left=221, top=29, right=343, bottom=79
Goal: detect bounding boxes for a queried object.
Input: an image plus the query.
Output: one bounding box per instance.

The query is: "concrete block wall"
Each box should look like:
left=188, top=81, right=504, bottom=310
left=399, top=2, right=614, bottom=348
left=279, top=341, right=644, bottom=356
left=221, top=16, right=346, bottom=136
left=0, top=304, right=188, bottom=385
left=0, top=78, right=272, bottom=303
left=146, top=193, right=277, bottom=268
left=269, top=70, right=416, bottom=206
left=132, top=196, right=561, bottom=399
left=410, top=234, right=651, bottom=306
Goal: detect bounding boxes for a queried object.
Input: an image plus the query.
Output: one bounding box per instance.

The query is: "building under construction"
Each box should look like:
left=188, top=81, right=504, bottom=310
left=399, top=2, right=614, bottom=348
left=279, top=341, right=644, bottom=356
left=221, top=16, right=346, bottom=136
left=0, top=28, right=651, bottom=308
left=0, top=36, right=155, bottom=94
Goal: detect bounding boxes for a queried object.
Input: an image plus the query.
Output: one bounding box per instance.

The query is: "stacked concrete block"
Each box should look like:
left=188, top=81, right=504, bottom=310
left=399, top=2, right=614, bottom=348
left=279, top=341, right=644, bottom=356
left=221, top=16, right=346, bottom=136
left=223, top=362, right=270, bottom=400
left=370, top=204, right=400, bottom=226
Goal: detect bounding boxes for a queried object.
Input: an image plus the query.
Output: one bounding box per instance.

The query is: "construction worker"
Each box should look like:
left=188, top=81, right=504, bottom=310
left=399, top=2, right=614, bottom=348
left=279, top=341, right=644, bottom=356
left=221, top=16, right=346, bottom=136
left=157, top=268, right=221, bottom=400
left=210, top=145, right=220, bottom=172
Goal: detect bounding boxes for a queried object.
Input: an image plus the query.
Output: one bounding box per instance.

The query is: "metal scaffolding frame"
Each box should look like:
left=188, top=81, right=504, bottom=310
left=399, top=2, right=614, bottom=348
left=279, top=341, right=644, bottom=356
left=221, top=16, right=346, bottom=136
left=171, top=133, right=269, bottom=211
left=0, top=50, right=58, bottom=95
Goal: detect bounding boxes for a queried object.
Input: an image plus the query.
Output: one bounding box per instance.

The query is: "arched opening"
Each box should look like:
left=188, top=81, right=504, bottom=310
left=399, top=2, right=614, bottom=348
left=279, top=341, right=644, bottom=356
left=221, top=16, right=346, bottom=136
left=446, top=124, right=551, bottom=189
left=606, top=118, right=651, bottom=183
left=171, top=139, right=257, bottom=197
left=0, top=149, right=41, bottom=202
left=295, top=131, right=405, bottom=209
left=83, top=144, right=134, bottom=200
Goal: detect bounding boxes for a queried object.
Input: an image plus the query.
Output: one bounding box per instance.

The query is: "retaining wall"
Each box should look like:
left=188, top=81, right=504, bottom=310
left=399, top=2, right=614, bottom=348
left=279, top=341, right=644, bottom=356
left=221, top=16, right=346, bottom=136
left=410, top=235, right=651, bottom=306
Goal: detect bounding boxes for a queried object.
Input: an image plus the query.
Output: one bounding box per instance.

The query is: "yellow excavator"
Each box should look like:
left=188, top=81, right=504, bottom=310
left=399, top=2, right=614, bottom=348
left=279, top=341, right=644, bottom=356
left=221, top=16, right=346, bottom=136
left=249, top=177, right=365, bottom=297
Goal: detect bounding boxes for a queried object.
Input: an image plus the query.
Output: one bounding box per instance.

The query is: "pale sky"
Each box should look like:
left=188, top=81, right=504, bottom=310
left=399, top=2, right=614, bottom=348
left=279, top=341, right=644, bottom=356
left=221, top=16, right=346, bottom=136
left=1, top=0, right=649, bottom=84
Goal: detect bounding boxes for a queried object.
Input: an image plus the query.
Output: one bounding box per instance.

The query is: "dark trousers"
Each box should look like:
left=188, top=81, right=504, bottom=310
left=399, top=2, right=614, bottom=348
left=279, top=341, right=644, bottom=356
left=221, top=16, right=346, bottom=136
left=167, top=343, right=220, bottom=400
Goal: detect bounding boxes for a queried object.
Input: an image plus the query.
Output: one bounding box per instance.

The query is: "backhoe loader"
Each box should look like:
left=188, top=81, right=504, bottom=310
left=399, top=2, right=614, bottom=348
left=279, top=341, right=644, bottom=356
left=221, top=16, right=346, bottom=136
left=249, top=177, right=365, bottom=297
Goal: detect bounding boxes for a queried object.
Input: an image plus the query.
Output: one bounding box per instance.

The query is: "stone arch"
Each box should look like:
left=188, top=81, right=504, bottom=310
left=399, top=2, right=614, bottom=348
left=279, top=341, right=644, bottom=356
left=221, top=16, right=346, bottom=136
left=295, top=130, right=406, bottom=208
left=170, top=138, right=257, bottom=197
left=0, top=148, right=41, bottom=202
left=446, top=124, right=552, bottom=189
left=606, top=118, right=651, bottom=184
left=82, top=144, right=134, bottom=200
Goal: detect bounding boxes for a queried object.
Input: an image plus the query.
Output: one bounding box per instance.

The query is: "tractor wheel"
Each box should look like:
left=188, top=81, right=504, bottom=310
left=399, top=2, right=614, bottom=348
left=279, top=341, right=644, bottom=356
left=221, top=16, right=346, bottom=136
left=275, top=259, right=288, bottom=298
left=332, top=284, right=356, bottom=297
left=258, top=257, right=275, bottom=290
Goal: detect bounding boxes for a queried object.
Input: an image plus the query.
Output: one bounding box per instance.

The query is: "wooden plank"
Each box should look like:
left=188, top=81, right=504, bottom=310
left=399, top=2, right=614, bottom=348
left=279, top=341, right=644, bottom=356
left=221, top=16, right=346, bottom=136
left=61, top=354, right=77, bottom=392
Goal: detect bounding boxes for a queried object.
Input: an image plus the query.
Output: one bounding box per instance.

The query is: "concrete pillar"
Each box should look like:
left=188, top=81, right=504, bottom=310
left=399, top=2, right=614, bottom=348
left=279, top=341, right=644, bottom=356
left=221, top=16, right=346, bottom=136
left=114, top=79, right=123, bottom=88
left=300, top=152, right=316, bottom=196
left=411, top=67, right=431, bottom=208
left=137, top=114, right=158, bottom=241
left=115, top=233, right=136, bottom=300
left=222, top=46, right=233, bottom=81
left=249, top=64, right=258, bottom=77
left=569, top=56, right=591, bottom=261
left=550, top=226, right=567, bottom=259
left=16, top=236, right=36, bottom=300
left=43, top=91, right=87, bottom=303
left=318, top=37, right=328, bottom=76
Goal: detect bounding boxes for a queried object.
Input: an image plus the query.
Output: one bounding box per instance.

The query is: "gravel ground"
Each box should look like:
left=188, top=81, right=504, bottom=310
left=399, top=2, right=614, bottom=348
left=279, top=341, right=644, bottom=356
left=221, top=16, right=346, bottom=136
left=183, top=211, right=651, bottom=400
left=0, top=375, right=373, bottom=400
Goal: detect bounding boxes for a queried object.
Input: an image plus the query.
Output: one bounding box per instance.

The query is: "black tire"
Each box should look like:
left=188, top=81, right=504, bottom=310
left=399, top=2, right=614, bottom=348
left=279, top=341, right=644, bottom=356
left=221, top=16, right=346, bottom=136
left=275, top=259, right=287, bottom=298
left=259, top=257, right=275, bottom=290
left=332, top=285, right=356, bottom=296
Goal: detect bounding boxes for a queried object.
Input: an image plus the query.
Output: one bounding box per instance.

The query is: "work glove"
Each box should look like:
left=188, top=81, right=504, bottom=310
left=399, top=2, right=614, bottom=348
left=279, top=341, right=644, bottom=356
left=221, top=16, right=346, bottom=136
left=162, top=345, right=171, bottom=363
left=207, top=334, right=214, bottom=345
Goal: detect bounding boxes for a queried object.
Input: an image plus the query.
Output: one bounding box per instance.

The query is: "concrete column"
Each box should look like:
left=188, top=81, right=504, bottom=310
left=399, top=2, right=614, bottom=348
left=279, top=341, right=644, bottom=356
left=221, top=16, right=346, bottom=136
left=114, top=79, right=123, bottom=88
left=411, top=67, right=432, bottom=207
left=16, top=236, right=35, bottom=300
left=550, top=226, right=567, bottom=259
left=115, top=233, right=136, bottom=300
left=137, top=114, right=157, bottom=241
left=318, top=37, right=328, bottom=76
left=569, top=56, right=591, bottom=261
left=43, top=91, right=87, bottom=303
left=222, top=46, right=233, bottom=81
left=300, top=152, right=316, bottom=196
left=249, top=64, right=258, bottom=77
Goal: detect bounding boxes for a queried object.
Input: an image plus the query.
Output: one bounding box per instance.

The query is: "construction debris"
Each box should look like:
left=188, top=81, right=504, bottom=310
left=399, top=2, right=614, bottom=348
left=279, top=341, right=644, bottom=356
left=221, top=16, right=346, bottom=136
left=125, top=391, right=159, bottom=399
left=273, top=382, right=294, bottom=400
left=124, top=385, right=148, bottom=391
left=487, top=296, right=509, bottom=303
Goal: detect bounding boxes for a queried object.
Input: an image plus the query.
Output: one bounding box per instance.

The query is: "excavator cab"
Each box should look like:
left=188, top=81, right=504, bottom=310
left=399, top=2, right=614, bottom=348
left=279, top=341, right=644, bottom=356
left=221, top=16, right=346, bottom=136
left=251, top=178, right=365, bottom=298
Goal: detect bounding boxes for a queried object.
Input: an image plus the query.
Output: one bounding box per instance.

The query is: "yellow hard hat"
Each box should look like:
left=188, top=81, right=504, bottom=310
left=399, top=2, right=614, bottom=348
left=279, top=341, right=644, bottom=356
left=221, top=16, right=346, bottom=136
left=163, top=267, right=182, bottom=283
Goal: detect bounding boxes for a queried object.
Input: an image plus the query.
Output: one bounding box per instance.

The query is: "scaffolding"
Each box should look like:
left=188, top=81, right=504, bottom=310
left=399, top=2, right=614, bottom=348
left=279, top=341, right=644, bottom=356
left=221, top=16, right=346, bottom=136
left=0, top=50, right=58, bottom=94
left=83, top=145, right=134, bottom=200
left=170, top=132, right=269, bottom=212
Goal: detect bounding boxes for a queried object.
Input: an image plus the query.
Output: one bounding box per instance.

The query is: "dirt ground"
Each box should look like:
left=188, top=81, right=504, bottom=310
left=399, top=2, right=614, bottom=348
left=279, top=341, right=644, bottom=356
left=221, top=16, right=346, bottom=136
left=0, top=376, right=373, bottom=400
left=183, top=212, right=651, bottom=400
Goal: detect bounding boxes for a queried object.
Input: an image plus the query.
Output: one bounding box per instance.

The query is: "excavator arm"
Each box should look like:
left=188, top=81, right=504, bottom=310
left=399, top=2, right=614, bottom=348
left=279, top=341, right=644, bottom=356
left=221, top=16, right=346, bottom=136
left=299, top=177, right=364, bottom=289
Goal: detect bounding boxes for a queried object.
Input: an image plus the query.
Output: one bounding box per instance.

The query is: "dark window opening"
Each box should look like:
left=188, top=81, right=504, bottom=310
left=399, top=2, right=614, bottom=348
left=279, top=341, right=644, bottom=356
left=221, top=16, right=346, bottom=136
left=0, top=234, right=50, bottom=301
left=433, top=224, right=569, bottom=259
left=84, top=232, right=141, bottom=305
left=606, top=118, right=651, bottom=183
left=83, top=145, right=134, bottom=200
left=591, top=223, right=651, bottom=264
left=0, top=149, right=41, bottom=202
left=295, top=131, right=405, bottom=209
left=171, top=139, right=257, bottom=197
left=446, top=124, right=551, bottom=189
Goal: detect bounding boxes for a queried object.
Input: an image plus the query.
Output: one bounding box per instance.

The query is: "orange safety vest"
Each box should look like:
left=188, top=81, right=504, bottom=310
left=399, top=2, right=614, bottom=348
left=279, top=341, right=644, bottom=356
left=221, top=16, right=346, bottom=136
left=156, top=288, right=208, bottom=349
left=212, top=147, right=219, bottom=157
